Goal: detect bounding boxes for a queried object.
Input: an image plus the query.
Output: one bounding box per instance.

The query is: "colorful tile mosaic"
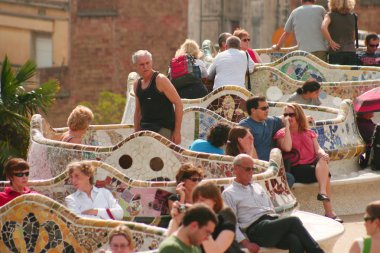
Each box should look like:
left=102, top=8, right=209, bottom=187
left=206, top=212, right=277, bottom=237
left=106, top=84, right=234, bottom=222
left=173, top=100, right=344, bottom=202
left=0, top=194, right=166, bottom=252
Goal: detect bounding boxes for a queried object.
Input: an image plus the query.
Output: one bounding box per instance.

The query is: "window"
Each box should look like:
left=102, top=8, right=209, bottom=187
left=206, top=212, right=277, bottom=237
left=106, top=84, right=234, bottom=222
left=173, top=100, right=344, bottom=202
left=34, top=34, right=53, bottom=68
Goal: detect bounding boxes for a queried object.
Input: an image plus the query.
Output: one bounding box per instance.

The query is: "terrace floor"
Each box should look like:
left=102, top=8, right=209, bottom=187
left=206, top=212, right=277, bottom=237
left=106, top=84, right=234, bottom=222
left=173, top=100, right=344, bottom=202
left=333, top=213, right=365, bottom=252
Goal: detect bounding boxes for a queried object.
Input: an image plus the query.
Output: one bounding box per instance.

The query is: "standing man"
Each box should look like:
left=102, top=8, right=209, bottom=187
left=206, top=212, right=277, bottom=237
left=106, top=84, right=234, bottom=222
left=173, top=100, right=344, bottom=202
left=358, top=34, right=380, bottom=66
left=158, top=204, right=217, bottom=253
left=273, top=0, right=328, bottom=61
left=238, top=96, right=295, bottom=187
left=208, top=36, right=254, bottom=90
left=222, top=154, right=324, bottom=253
left=132, top=50, right=183, bottom=144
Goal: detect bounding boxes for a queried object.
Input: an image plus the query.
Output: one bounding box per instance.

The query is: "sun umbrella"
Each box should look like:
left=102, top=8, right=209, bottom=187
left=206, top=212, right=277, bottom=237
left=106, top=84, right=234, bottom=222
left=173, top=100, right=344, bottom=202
left=354, top=87, right=380, bottom=113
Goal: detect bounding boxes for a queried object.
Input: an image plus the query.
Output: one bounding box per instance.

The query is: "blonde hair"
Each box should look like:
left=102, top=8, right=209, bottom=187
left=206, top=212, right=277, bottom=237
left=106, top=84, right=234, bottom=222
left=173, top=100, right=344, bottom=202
left=67, top=105, right=94, bottom=131
left=284, top=103, right=309, bottom=132
left=176, top=39, right=203, bottom=59
left=328, top=0, right=355, bottom=14
left=67, top=161, right=95, bottom=185
left=108, top=225, right=135, bottom=250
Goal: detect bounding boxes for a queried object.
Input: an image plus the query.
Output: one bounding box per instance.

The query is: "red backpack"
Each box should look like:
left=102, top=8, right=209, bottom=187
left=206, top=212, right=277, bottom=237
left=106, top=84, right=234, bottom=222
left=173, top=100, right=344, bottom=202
left=168, top=54, right=201, bottom=89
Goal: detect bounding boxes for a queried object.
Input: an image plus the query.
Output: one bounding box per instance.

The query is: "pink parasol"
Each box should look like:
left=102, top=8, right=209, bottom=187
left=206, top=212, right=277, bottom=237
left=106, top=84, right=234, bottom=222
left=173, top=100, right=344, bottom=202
left=354, top=87, right=380, bottom=113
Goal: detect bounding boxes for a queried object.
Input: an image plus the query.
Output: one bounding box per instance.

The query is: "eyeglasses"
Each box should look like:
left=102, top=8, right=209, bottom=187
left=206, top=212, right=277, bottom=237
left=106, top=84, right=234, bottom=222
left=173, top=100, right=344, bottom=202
left=188, top=177, right=203, bottom=182
left=238, top=165, right=255, bottom=172
left=110, top=243, right=130, bottom=249
left=242, top=38, right=250, bottom=42
left=368, top=44, right=379, bottom=48
left=13, top=172, right=29, bottom=177
left=258, top=106, right=269, bottom=111
left=363, top=216, right=376, bottom=222
left=283, top=113, right=296, bottom=117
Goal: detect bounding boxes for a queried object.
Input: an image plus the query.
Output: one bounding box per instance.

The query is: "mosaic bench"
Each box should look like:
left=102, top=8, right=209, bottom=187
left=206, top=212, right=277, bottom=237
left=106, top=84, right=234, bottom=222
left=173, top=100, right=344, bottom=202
left=9, top=149, right=295, bottom=226
left=251, top=65, right=380, bottom=108
left=0, top=194, right=166, bottom=252
left=255, top=46, right=380, bottom=63
left=264, top=50, right=380, bottom=82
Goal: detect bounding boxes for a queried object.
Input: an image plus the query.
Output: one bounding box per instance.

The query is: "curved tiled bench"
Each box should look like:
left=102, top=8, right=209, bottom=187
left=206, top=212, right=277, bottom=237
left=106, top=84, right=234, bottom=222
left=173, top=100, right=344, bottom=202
left=251, top=65, right=380, bottom=108
left=265, top=50, right=380, bottom=82
left=0, top=194, right=166, bottom=252
left=255, top=46, right=380, bottom=63
left=9, top=149, right=296, bottom=226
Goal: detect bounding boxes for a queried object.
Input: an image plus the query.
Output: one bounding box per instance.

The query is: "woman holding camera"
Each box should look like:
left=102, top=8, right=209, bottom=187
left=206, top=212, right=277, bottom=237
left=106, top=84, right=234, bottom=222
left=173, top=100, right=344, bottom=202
left=168, top=181, right=242, bottom=253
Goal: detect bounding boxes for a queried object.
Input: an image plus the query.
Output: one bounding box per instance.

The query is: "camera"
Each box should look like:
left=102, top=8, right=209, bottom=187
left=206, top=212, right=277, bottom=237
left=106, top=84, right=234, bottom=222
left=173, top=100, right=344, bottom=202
left=178, top=204, right=186, bottom=213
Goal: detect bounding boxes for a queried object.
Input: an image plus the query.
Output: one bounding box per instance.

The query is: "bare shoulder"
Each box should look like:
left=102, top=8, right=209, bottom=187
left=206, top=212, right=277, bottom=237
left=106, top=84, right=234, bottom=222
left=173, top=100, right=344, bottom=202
left=156, top=73, right=174, bottom=90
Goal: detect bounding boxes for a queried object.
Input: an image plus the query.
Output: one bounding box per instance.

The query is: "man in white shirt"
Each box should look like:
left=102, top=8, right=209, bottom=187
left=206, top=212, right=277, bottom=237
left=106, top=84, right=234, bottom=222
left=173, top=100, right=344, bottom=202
left=207, top=36, right=254, bottom=90
left=222, top=154, right=324, bottom=253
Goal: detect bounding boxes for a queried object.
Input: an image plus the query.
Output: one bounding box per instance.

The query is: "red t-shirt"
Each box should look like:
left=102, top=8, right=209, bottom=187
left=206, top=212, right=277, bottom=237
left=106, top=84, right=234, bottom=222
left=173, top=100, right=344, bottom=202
left=274, top=128, right=317, bottom=165
left=247, top=48, right=260, bottom=63
left=0, top=187, right=37, bottom=207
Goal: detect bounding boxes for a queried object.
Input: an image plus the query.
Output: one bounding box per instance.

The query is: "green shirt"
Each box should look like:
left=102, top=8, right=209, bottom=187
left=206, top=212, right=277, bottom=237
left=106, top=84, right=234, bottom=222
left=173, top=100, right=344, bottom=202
left=158, top=235, right=202, bottom=253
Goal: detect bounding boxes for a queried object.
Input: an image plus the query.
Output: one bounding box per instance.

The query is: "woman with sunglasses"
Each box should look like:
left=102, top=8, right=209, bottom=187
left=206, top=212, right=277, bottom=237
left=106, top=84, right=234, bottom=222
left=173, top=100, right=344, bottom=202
left=273, top=103, right=342, bottom=222
left=0, top=158, right=37, bottom=207
left=168, top=181, right=243, bottom=253
left=233, top=28, right=262, bottom=63
left=65, top=161, right=123, bottom=220
left=168, top=163, right=204, bottom=213
left=349, top=201, right=380, bottom=253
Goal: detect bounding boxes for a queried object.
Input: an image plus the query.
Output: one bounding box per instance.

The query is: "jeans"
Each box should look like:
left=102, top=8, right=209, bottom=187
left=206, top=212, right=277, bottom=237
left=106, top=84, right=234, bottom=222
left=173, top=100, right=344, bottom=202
left=246, top=216, right=324, bottom=253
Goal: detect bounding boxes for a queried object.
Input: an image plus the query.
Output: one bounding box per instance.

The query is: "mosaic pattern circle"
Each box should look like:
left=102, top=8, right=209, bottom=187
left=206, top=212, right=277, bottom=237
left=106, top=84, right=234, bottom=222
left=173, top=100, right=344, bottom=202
left=150, top=157, right=164, bottom=171
left=119, top=155, right=133, bottom=169
left=266, top=86, right=283, bottom=101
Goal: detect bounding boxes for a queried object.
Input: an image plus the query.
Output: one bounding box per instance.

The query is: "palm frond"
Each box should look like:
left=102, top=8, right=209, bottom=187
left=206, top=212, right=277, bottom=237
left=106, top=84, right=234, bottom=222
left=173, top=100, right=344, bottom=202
left=1, top=56, right=16, bottom=105
left=14, top=60, right=37, bottom=86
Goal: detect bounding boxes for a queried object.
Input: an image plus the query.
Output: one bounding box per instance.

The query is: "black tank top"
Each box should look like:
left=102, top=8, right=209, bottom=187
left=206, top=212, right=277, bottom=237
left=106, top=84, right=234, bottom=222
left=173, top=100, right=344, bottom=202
left=136, top=71, right=175, bottom=131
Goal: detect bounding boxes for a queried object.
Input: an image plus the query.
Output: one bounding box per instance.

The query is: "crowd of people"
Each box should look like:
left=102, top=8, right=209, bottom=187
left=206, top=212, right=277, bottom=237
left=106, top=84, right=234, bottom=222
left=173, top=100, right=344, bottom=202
left=1, top=0, right=379, bottom=252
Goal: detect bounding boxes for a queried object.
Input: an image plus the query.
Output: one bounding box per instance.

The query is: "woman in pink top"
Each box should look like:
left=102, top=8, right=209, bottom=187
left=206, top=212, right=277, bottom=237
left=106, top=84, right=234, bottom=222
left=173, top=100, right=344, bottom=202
left=0, top=158, right=37, bottom=207
left=273, top=103, right=342, bottom=222
left=233, top=28, right=262, bottom=63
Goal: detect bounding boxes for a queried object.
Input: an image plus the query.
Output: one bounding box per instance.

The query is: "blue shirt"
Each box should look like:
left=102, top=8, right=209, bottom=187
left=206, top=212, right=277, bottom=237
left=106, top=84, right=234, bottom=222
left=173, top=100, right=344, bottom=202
left=189, top=139, right=224, bottom=155
left=239, top=116, right=282, bottom=161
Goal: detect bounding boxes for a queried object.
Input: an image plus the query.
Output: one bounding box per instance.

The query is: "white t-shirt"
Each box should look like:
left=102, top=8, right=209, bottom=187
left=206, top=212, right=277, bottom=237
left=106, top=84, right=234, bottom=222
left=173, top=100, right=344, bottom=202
left=207, top=48, right=254, bottom=90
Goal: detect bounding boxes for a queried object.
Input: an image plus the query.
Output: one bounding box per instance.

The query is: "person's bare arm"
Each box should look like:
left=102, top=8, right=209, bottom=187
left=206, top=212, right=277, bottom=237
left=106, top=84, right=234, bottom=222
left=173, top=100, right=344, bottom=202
left=272, top=31, right=292, bottom=50
left=133, top=80, right=141, bottom=132
left=156, top=74, right=183, bottom=144
left=321, top=14, right=340, bottom=51
left=277, top=117, right=292, bottom=152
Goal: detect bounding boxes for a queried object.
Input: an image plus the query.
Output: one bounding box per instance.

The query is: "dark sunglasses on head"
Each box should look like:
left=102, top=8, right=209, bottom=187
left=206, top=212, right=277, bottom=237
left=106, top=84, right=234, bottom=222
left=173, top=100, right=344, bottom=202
left=369, top=44, right=379, bottom=48
left=189, top=177, right=203, bottom=182
left=238, top=165, right=255, bottom=172
left=13, top=172, right=30, bottom=177
left=258, top=106, right=269, bottom=111
left=363, top=216, right=376, bottom=222
left=242, top=38, right=250, bottom=42
left=283, top=113, right=296, bottom=117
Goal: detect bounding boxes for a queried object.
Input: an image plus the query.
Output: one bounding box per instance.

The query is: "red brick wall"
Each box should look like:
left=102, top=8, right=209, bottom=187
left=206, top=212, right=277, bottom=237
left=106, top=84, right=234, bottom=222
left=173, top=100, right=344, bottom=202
left=45, top=0, right=188, bottom=126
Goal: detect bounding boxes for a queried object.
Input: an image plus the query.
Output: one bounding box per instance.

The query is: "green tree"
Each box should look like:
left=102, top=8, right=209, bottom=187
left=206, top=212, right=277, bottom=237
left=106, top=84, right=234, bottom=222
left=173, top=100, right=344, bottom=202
left=0, top=56, right=60, bottom=179
left=81, top=91, right=126, bottom=124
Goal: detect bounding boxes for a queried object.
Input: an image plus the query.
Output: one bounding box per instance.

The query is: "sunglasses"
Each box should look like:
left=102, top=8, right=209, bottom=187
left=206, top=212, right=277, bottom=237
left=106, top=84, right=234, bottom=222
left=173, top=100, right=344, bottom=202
left=242, top=38, right=250, bottom=42
left=188, top=177, right=203, bottom=182
left=369, top=44, right=379, bottom=48
left=13, top=172, right=30, bottom=177
left=283, top=113, right=296, bottom=117
left=258, top=106, right=269, bottom=111
left=238, top=165, right=255, bottom=172
left=363, top=216, right=376, bottom=222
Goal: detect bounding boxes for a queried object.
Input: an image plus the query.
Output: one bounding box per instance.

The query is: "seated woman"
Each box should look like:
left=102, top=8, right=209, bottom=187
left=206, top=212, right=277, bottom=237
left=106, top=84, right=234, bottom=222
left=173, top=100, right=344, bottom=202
left=349, top=201, right=380, bottom=253
left=0, top=158, right=37, bottom=207
left=65, top=161, right=123, bottom=220
left=168, top=181, right=243, bottom=253
left=356, top=112, right=376, bottom=167
left=173, top=39, right=209, bottom=99
left=60, top=105, right=94, bottom=144
left=225, top=126, right=295, bottom=188
left=189, top=121, right=231, bottom=155
left=233, top=28, right=262, bottom=63
left=168, top=163, right=204, bottom=212
left=287, top=80, right=322, bottom=106
left=273, top=103, right=342, bottom=222
left=104, top=225, right=135, bottom=253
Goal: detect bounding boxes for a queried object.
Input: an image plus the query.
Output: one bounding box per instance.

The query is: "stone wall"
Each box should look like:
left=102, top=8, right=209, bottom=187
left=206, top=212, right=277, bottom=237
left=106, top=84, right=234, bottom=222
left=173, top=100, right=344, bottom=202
left=45, top=0, right=188, bottom=126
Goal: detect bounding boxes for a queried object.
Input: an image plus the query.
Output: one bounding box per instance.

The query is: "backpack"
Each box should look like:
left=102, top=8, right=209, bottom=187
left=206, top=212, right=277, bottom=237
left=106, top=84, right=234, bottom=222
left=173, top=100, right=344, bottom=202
left=371, top=124, right=380, bottom=171
left=168, top=54, right=202, bottom=90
